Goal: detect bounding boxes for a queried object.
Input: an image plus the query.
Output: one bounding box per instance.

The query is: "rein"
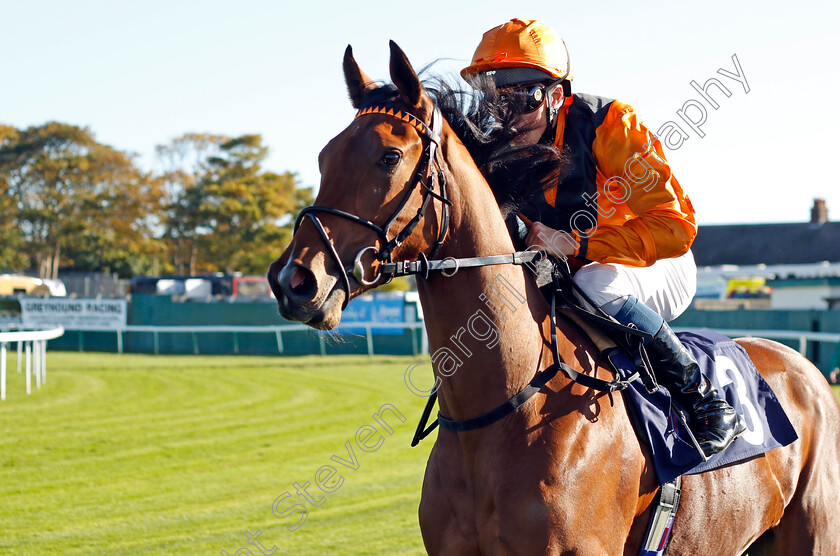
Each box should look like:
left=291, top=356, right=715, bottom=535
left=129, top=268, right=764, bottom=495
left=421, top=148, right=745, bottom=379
left=411, top=261, right=640, bottom=446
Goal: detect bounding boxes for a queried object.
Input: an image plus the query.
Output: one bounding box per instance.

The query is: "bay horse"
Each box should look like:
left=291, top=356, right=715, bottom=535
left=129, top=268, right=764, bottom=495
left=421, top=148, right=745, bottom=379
left=268, top=42, right=840, bottom=555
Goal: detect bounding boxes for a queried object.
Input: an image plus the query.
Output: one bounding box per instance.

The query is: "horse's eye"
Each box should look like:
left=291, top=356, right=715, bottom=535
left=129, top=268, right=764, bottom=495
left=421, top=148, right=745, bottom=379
left=380, top=151, right=402, bottom=167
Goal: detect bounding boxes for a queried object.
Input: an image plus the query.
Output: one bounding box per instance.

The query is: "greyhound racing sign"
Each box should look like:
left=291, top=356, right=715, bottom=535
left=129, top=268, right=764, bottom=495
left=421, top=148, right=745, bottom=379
left=21, top=298, right=127, bottom=330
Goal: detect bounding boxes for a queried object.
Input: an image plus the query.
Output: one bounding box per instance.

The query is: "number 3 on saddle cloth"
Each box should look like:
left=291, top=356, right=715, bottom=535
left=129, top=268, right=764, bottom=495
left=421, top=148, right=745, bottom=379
left=614, top=329, right=798, bottom=485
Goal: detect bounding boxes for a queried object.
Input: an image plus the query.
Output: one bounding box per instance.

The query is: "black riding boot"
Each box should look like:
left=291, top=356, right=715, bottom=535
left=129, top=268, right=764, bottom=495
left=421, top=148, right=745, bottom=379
left=646, top=323, right=746, bottom=458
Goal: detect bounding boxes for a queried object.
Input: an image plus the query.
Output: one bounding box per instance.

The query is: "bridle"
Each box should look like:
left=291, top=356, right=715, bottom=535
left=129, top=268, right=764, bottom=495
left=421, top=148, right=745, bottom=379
left=293, top=101, right=555, bottom=307
left=293, top=102, right=452, bottom=309
left=290, top=98, right=640, bottom=441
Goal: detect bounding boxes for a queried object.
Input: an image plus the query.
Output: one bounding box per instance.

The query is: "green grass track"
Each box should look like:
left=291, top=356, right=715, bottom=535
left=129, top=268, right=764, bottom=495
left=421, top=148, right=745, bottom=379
left=2, top=352, right=839, bottom=555
left=0, top=353, right=434, bottom=555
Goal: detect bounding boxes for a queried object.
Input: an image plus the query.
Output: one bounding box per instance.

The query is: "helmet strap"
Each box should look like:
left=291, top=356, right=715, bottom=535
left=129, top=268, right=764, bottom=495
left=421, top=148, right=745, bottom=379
left=546, top=80, right=569, bottom=127
left=539, top=120, right=557, bottom=144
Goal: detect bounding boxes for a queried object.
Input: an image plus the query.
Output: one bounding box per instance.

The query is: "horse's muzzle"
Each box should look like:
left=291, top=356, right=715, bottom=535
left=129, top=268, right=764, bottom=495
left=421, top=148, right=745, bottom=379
left=268, top=259, right=343, bottom=328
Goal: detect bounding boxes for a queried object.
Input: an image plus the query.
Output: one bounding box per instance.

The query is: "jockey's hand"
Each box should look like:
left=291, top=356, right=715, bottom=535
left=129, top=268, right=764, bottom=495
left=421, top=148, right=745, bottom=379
left=525, top=221, right=576, bottom=258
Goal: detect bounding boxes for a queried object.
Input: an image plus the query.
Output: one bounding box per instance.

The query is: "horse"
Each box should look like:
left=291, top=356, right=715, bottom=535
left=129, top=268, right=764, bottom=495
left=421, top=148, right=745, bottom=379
left=267, top=41, right=840, bottom=555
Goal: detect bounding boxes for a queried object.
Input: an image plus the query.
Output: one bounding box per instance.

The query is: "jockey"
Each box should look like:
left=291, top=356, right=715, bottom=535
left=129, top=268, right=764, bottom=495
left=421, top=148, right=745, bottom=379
left=461, top=19, right=745, bottom=457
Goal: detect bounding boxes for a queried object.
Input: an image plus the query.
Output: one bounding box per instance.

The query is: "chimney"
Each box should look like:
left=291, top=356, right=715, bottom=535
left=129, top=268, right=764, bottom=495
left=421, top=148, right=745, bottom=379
left=810, top=198, right=828, bottom=228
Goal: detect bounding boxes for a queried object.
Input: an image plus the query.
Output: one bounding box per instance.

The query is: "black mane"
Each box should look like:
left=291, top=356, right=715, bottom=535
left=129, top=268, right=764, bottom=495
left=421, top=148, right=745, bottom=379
left=356, top=77, right=567, bottom=219
left=424, top=76, right=566, bottom=218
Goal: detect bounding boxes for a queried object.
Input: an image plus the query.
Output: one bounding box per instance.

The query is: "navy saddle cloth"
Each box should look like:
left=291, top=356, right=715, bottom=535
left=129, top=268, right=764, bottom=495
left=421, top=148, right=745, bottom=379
left=613, top=330, right=798, bottom=485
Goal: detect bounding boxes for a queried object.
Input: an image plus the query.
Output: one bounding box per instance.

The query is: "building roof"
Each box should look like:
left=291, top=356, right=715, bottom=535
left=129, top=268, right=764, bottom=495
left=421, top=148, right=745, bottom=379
left=691, top=221, right=840, bottom=266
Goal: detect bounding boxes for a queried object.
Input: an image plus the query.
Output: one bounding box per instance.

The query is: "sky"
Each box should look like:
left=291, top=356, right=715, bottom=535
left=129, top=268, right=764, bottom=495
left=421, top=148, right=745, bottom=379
left=2, top=0, right=837, bottom=225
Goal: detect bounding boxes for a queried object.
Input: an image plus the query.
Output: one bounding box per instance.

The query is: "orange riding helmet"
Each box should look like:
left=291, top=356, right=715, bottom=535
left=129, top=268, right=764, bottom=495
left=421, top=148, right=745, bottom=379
left=461, top=19, right=572, bottom=86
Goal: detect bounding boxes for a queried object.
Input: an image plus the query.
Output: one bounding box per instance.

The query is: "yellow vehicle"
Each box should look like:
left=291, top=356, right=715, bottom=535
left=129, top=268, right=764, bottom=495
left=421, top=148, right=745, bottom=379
left=0, top=275, right=52, bottom=296
left=726, top=277, right=771, bottom=299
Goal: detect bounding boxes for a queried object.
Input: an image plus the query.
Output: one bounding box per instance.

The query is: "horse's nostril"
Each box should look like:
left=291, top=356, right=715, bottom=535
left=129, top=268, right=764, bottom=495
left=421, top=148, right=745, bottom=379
left=290, top=267, right=305, bottom=290
left=289, top=266, right=316, bottom=298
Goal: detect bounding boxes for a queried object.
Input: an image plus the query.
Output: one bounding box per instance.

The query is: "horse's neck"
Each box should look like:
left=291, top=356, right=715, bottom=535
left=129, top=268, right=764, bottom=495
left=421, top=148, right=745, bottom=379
left=416, top=133, right=551, bottom=422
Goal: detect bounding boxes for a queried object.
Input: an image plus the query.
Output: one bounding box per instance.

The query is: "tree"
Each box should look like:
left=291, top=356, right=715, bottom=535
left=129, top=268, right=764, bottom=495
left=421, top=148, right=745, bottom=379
left=0, top=125, right=27, bottom=271
left=200, top=135, right=311, bottom=274
left=0, top=122, right=162, bottom=278
left=156, top=133, right=228, bottom=275
left=156, top=133, right=312, bottom=275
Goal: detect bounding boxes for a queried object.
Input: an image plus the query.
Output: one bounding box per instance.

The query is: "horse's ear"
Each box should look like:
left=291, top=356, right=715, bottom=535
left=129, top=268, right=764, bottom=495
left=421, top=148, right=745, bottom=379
left=389, top=40, right=425, bottom=110
left=343, top=45, right=377, bottom=109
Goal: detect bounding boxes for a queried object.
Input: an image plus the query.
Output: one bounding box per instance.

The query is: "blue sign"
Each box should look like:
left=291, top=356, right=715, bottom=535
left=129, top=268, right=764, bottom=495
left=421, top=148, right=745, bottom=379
left=336, top=296, right=407, bottom=335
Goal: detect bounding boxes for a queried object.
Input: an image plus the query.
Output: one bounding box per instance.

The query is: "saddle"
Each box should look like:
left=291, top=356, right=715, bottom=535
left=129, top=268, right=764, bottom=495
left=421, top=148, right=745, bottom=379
left=547, top=260, right=796, bottom=477
left=558, top=297, right=797, bottom=555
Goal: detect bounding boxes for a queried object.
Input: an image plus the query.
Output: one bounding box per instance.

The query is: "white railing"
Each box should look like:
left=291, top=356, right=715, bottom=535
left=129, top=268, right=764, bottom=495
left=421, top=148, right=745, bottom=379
left=673, top=328, right=840, bottom=356
left=0, top=326, right=65, bottom=401
left=64, top=322, right=429, bottom=357
left=6, top=325, right=836, bottom=371
left=68, top=325, right=838, bottom=358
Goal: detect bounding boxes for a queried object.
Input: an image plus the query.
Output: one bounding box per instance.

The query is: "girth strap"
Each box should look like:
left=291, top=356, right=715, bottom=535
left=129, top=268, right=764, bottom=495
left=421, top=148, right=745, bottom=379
left=641, top=476, right=682, bottom=555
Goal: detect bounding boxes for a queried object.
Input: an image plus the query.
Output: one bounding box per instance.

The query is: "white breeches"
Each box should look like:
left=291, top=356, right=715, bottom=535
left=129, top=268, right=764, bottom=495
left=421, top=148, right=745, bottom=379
left=572, top=250, right=697, bottom=322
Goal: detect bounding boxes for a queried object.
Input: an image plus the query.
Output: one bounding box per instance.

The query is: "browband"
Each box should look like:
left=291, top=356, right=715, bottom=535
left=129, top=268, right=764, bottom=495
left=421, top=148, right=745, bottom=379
left=355, top=105, right=441, bottom=143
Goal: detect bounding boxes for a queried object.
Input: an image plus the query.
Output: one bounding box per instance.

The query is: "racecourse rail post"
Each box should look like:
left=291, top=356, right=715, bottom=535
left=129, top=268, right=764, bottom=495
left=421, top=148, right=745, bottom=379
left=0, top=327, right=64, bottom=401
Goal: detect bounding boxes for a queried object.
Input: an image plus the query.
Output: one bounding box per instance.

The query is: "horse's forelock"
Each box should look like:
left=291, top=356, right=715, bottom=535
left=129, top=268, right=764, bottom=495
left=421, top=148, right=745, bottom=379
left=358, top=84, right=401, bottom=110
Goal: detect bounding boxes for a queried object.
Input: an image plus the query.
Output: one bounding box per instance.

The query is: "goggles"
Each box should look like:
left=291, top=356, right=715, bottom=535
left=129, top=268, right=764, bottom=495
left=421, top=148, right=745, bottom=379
left=498, top=83, right=547, bottom=113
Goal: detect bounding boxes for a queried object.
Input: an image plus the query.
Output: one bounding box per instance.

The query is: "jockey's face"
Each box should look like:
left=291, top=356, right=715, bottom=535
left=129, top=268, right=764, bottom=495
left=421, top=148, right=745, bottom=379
left=499, top=81, right=562, bottom=146
left=510, top=100, right=548, bottom=147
